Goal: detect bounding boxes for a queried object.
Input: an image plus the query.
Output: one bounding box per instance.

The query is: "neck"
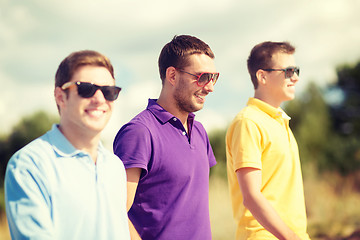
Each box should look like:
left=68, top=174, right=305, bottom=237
left=58, top=124, right=100, bottom=163
left=254, top=91, right=281, bottom=108
left=157, top=91, right=189, bottom=129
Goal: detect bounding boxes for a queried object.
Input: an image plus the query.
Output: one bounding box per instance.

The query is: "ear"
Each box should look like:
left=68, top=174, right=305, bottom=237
left=256, top=69, right=267, bottom=86
left=165, top=66, right=177, bottom=86
left=54, top=87, right=66, bottom=109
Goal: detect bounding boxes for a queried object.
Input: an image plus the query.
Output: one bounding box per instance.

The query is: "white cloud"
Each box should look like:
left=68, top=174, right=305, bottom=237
left=0, top=3, right=38, bottom=44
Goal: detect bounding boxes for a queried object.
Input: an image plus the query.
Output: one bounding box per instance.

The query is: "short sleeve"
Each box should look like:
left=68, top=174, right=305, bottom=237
left=229, top=117, right=263, bottom=171
left=113, top=122, right=152, bottom=178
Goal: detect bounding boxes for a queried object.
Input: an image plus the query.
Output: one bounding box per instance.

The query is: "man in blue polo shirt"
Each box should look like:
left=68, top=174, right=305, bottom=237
left=113, top=35, right=219, bottom=239
left=5, top=50, right=130, bottom=239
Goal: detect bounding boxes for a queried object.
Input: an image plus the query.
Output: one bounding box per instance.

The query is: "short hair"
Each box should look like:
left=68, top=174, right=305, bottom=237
left=247, top=41, right=295, bottom=89
left=158, top=35, right=215, bottom=84
left=55, top=50, right=114, bottom=88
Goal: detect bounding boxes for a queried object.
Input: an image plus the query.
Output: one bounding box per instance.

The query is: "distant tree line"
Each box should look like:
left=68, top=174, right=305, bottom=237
left=287, top=61, right=360, bottom=175
left=0, top=112, right=58, bottom=186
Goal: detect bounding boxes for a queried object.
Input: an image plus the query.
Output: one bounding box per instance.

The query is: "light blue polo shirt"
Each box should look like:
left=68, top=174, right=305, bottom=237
left=5, top=124, right=130, bottom=240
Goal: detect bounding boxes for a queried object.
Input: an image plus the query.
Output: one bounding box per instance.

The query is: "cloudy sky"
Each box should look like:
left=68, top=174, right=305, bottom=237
left=1, top=0, right=359, bottom=147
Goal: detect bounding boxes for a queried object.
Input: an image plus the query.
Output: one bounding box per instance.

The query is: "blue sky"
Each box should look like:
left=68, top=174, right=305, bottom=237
left=1, top=0, right=359, bottom=147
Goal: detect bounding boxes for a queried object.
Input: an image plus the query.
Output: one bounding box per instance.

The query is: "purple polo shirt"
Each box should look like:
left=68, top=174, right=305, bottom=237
left=113, top=99, right=216, bottom=240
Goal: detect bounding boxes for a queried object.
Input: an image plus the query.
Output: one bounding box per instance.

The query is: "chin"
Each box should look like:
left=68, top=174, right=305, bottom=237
left=284, top=93, right=295, bottom=101
left=86, top=120, right=109, bottom=132
left=192, top=102, right=204, bottom=112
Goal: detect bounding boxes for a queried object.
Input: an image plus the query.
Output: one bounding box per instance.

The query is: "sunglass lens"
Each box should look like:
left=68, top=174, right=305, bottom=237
left=198, top=73, right=211, bottom=86
left=199, top=73, right=219, bottom=86
left=213, top=73, right=219, bottom=84
left=285, top=68, right=293, bottom=78
left=77, top=82, right=97, bottom=98
left=102, top=86, right=121, bottom=101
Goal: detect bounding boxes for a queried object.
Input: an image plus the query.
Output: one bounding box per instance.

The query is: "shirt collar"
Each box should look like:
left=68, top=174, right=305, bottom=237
left=47, top=124, right=104, bottom=157
left=247, top=97, right=291, bottom=120
left=147, top=98, right=196, bottom=124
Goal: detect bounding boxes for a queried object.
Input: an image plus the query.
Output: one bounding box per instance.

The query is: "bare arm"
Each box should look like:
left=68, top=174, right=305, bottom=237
left=126, top=168, right=142, bottom=240
left=236, top=168, right=301, bottom=240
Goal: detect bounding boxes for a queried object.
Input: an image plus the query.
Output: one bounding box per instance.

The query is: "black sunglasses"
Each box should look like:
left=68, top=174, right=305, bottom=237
left=177, top=69, right=219, bottom=87
left=262, top=67, right=300, bottom=79
left=61, top=81, right=121, bottom=101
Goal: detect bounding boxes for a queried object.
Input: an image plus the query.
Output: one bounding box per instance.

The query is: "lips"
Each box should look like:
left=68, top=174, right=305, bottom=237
left=195, top=92, right=208, bottom=103
left=195, top=93, right=205, bottom=100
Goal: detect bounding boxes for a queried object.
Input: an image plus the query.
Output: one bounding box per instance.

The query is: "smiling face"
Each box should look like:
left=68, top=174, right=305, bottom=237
left=173, top=53, right=216, bottom=114
left=56, top=65, right=115, bottom=138
left=260, top=53, right=299, bottom=107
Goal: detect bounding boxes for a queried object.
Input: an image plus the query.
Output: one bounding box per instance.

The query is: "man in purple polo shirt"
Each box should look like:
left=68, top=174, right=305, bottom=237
left=113, top=35, right=219, bottom=239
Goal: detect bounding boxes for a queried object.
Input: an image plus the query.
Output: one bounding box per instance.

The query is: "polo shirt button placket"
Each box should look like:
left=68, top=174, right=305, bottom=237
left=172, top=117, right=187, bottom=137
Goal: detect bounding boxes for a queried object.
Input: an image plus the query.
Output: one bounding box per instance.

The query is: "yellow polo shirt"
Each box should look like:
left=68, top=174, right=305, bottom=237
left=226, top=98, right=310, bottom=240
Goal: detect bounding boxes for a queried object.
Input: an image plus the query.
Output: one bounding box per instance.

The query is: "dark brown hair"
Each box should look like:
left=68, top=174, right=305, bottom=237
left=247, top=41, right=295, bottom=89
left=158, top=35, right=214, bottom=84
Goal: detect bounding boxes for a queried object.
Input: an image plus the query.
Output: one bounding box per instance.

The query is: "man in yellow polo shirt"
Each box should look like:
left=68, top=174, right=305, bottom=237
left=226, top=41, right=311, bottom=240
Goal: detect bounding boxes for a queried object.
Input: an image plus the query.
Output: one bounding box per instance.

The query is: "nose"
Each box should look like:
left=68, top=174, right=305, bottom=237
left=203, top=80, right=215, bottom=92
left=291, top=73, right=299, bottom=83
left=92, top=89, right=107, bottom=103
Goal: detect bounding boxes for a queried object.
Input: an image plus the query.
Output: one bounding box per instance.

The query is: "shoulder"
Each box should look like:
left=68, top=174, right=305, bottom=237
left=5, top=134, right=54, bottom=194
left=7, top=134, right=54, bottom=170
left=241, top=105, right=265, bottom=120
left=113, top=112, right=154, bottom=156
left=231, top=104, right=272, bottom=129
left=114, top=108, right=164, bottom=143
left=120, top=109, right=156, bottom=132
left=132, top=108, right=156, bottom=123
left=227, top=107, right=265, bottom=143
left=230, top=107, right=257, bottom=127
left=114, top=119, right=152, bottom=144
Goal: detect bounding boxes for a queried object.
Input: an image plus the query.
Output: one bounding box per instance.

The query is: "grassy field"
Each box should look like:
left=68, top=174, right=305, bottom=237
left=0, top=168, right=359, bottom=240
left=0, top=216, right=10, bottom=240
left=303, top=166, right=360, bottom=239
left=209, top=166, right=360, bottom=240
left=209, top=176, right=236, bottom=240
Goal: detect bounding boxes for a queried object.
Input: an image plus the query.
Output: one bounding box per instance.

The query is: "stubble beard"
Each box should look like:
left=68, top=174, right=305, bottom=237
left=174, top=78, right=203, bottom=114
